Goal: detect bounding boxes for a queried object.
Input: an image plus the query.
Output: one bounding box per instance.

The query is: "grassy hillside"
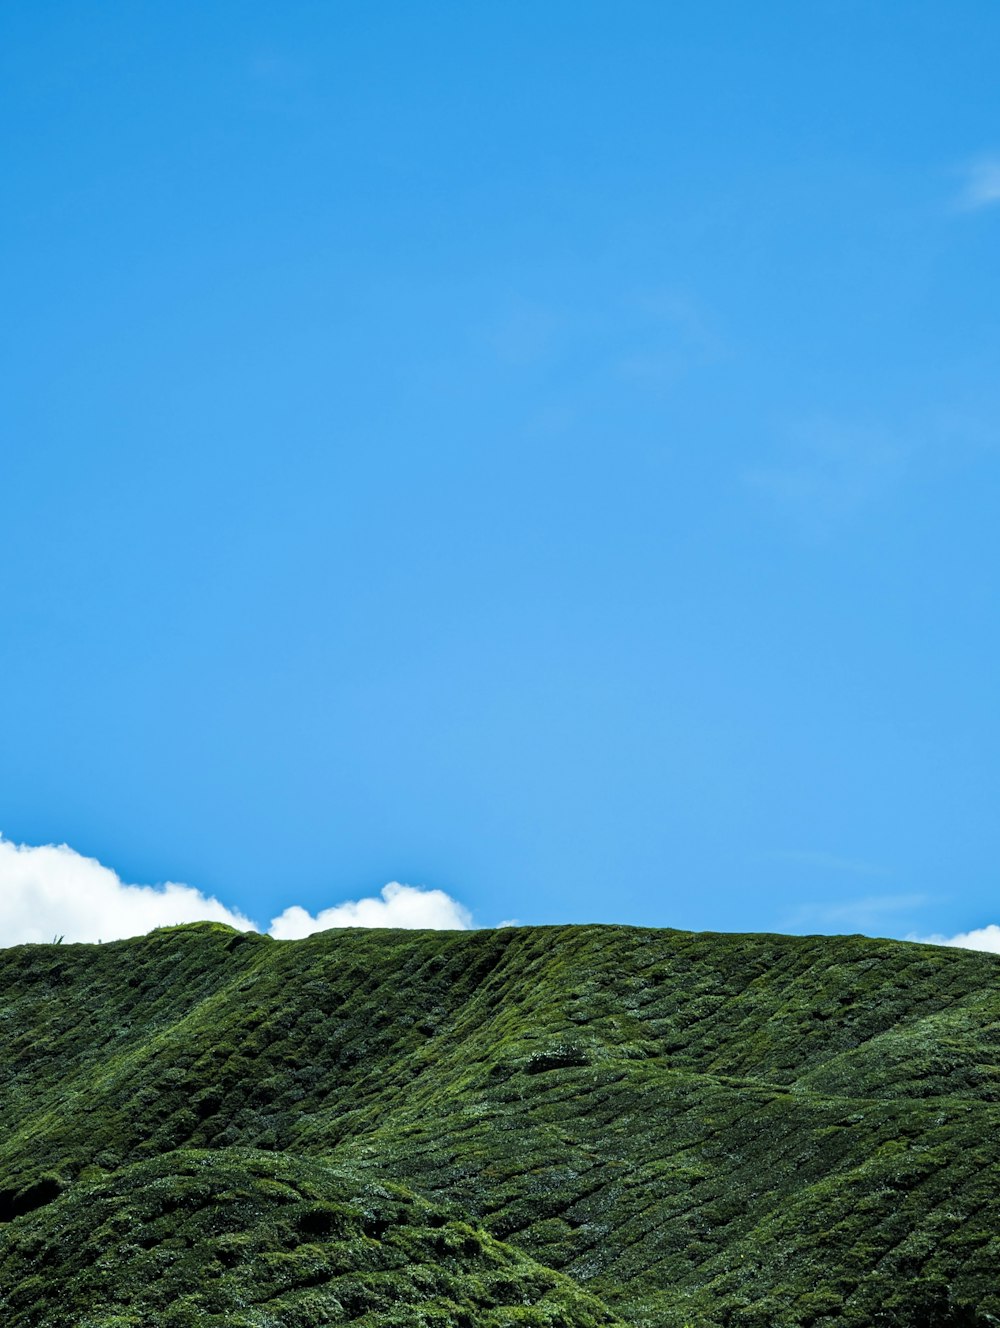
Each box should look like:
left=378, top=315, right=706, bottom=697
left=0, top=923, right=997, bottom=1325
left=0, top=1149, right=622, bottom=1327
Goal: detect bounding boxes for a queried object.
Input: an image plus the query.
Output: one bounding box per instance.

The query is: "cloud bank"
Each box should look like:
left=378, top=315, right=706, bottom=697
left=0, top=836, right=256, bottom=944
left=0, top=835, right=472, bottom=947
left=917, top=924, right=1000, bottom=955
left=269, top=883, right=472, bottom=937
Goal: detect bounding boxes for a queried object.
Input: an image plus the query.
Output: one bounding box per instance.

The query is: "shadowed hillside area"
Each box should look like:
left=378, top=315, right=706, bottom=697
left=0, top=923, right=997, bottom=1326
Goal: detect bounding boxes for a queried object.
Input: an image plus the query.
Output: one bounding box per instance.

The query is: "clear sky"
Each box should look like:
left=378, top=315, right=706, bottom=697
left=3, top=2, right=1000, bottom=945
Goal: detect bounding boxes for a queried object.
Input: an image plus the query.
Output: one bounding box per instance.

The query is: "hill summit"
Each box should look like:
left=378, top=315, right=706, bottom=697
left=0, top=922, right=996, bottom=1325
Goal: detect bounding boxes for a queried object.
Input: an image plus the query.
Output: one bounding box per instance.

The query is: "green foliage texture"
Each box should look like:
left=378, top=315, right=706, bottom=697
left=0, top=922, right=997, bottom=1325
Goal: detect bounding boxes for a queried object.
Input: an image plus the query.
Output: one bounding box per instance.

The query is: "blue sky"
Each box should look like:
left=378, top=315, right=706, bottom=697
left=2, top=2, right=1000, bottom=945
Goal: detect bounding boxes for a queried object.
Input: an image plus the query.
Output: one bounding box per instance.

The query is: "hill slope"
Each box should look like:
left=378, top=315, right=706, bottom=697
left=0, top=923, right=997, bottom=1325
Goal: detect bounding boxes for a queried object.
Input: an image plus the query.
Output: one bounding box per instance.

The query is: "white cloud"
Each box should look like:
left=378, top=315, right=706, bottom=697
left=0, top=836, right=475, bottom=948
left=0, top=835, right=256, bottom=945
left=915, top=923, right=1000, bottom=954
left=958, top=156, right=1000, bottom=211
left=269, top=882, right=472, bottom=938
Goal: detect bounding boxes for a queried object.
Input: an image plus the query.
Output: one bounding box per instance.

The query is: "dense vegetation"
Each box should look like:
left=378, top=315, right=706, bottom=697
left=0, top=923, right=996, bottom=1325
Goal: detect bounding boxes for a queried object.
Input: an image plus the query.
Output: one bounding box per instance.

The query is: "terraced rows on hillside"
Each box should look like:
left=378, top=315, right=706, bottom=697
left=0, top=923, right=997, bottom=1325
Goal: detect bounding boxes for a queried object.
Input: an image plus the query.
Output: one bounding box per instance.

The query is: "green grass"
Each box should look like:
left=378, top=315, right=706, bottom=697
left=0, top=1148, right=622, bottom=1327
left=0, top=922, right=997, bottom=1324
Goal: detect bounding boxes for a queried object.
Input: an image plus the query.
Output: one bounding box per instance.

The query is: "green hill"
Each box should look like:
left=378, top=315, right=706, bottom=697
left=0, top=923, right=997, bottom=1325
